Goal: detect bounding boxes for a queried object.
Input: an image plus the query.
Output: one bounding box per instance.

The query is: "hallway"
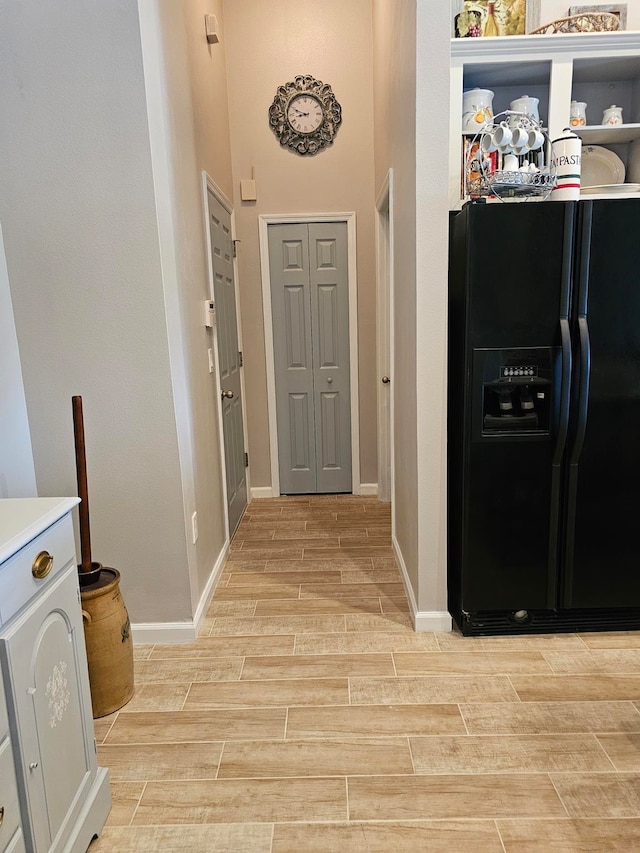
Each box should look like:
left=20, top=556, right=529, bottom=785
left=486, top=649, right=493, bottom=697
left=91, top=495, right=640, bottom=852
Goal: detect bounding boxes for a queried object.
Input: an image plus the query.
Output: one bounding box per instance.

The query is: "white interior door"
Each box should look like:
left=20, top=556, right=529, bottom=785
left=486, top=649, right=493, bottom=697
left=376, top=186, right=392, bottom=503
left=268, top=221, right=352, bottom=494
left=208, top=189, right=247, bottom=534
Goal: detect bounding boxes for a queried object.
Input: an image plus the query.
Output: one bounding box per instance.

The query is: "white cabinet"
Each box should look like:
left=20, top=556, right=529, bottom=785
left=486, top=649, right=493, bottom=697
left=450, top=32, right=640, bottom=208
left=0, top=499, right=110, bottom=853
left=0, top=676, right=25, bottom=853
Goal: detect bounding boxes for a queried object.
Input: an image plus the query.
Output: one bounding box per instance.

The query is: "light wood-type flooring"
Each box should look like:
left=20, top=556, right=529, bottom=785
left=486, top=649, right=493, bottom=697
left=90, top=496, right=640, bottom=852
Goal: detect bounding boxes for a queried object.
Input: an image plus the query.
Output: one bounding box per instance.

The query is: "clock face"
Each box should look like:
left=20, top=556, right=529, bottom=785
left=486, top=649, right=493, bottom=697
left=269, top=75, right=342, bottom=155
left=287, top=95, right=324, bottom=135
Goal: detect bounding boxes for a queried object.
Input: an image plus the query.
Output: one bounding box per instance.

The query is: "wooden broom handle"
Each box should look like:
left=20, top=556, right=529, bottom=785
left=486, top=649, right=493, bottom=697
left=72, top=396, right=92, bottom=573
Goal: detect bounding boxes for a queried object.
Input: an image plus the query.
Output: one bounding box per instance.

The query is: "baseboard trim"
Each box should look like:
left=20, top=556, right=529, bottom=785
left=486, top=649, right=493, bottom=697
left=414, top=610, right=453, bottom=632
left=132, top=542, right=230, bottom=645
left=250, top=486, right=274, bottom=499
left=131, top=621, right=197, bottom=645
left=251, top=485, right=378, bottom=499
left=359, top=483, right=378, bottom=496
left=392, top=536, right=452, bottom=633
left=192, top=541, right=230, bottom=637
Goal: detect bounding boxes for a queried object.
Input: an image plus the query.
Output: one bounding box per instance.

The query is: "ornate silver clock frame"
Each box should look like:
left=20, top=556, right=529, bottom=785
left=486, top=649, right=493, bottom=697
left=268, top=75, right=342, bottom=156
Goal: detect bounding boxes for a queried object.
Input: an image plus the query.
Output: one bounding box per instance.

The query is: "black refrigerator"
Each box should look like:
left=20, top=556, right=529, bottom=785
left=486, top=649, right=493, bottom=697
left=448, top=198, right=640, bottom=636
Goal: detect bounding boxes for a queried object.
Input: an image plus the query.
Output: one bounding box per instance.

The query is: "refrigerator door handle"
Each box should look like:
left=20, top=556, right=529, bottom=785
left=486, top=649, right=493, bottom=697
left=570, top=315, right=591, bottom=464
left=553, top=317, right=572, bottom=465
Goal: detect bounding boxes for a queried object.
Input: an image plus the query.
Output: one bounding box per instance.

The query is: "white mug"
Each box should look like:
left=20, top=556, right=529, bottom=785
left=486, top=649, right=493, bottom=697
left=493, top=122, right=513, bottom=148
left=481, top=132, right=499, bottom=154
left=527, top=128, right=545, bottom=151
left=511, top=127, right=529, bottom=151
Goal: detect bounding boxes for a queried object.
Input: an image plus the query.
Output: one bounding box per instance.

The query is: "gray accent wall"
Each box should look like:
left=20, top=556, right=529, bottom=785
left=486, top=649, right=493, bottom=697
left=0, top=225, right=37, bottom=499
left=0, top=0, right=234, bottom=624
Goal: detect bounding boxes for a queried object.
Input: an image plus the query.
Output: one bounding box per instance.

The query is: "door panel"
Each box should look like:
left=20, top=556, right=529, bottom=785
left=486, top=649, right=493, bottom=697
left=309, top=223, right=351, bottom=493
left=269, top=222, right=351, bottom=494
left=566, top=200, right=640, bottom=607
left=284, top=285, right=308, bottom=368
left=289, top=393, right=313, bottom=471
left=208, top=190, right=247, bottom=534
left=269, top=224, right=316, bottom=494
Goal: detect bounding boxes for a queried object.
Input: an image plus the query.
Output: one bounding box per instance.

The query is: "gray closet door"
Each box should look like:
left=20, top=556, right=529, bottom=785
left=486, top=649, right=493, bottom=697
left=269, top=222, right=351, bottom=494
left=208, top=190, right=247, bottom=533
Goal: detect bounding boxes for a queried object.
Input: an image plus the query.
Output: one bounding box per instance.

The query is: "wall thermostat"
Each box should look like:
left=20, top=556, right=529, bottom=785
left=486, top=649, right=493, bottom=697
left=204, top=300, right=216, bottom=327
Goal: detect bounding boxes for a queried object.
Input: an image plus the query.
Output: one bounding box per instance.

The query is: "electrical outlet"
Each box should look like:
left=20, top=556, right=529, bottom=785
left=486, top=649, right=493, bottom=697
left=191, top=511, right=198, bottom=544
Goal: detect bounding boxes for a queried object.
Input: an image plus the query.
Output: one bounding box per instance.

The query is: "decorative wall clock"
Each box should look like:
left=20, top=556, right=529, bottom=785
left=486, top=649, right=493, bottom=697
left=268, top=75, right=342, bottom=156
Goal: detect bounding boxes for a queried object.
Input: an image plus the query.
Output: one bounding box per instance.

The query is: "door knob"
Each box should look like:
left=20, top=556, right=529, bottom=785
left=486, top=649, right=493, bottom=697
left=221, top=390, right=234, bottom=399
left=382, top=376, right=391, bottom=384
left=327, top=377, right=333, bottom=384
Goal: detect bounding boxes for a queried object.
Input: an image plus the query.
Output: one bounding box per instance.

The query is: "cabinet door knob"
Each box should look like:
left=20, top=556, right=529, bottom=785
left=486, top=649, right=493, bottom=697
left=382, top=376, right=391, bottom=384
left=32, top=551, right=54, bottom=579
left=29, top=762, right=39, bottom=770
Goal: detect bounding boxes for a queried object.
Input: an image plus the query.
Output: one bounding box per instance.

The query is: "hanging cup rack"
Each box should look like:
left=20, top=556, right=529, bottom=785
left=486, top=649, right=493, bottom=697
left=465, top=110, right=557, bottom=202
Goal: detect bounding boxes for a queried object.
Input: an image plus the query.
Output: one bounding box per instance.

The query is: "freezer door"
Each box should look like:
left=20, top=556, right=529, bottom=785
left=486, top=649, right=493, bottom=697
left=449, top=202, right=575, bottom=616
left=563, top=199, right=640, bottom=608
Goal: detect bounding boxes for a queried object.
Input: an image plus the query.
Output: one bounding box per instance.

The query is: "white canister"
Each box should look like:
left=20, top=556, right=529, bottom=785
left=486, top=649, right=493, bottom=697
left=551, top=128, right=582, bottom=201
left=462, top=88, right=494, bottom=132
left=509, top=95, right=540, bottom=125
left=570, top=101, right=587, bottom=127
left=602, top=105, right=623, bottom=125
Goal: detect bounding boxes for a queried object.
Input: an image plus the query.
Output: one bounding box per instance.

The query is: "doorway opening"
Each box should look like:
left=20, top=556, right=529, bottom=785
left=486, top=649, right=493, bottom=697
left=203, top=174, right=249, bottom=537
left=376, top=170, right=395, bottom=521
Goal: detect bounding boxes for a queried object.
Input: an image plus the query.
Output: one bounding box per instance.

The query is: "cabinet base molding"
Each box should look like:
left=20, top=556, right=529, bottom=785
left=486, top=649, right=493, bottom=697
left=61, top=767, right=111, bottom=853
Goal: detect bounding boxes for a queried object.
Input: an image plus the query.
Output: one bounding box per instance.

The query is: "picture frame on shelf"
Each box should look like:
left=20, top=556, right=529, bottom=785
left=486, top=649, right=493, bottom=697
left=568, top=4, right=627, bottom=30
left=452, top=0, right=541, bottom=36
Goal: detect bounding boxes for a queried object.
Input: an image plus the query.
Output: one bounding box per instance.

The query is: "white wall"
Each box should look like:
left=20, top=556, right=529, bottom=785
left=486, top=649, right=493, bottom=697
left=373, top=0, right=419, bottom=591
left=222, top=0, right=378, bottom=490
left=139, top=0, right=232, bottom=617
left=373, top=0, right=451, bottom=627
left=0, top=224, right=37, bottom=498
left=0, top=0, right=192, bottom=623
left=415, top=0, right=450, bottom=620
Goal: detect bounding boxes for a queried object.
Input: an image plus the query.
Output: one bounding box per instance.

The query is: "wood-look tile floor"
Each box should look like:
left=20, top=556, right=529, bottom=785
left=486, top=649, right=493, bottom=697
left=90, top=496, right=640, bottom=852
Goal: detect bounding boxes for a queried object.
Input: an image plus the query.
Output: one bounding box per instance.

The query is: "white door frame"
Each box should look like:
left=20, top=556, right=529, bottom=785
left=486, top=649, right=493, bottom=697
left=202, top=172, right=250, bottom=537
left=259, top=212, right=360, bottom=497
left=376, top=171, right=395, bottom=524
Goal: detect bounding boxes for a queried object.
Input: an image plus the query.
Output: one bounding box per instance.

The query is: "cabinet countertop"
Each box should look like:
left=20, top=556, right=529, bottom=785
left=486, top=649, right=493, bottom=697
left=0, top=497, right=79, bottom=565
